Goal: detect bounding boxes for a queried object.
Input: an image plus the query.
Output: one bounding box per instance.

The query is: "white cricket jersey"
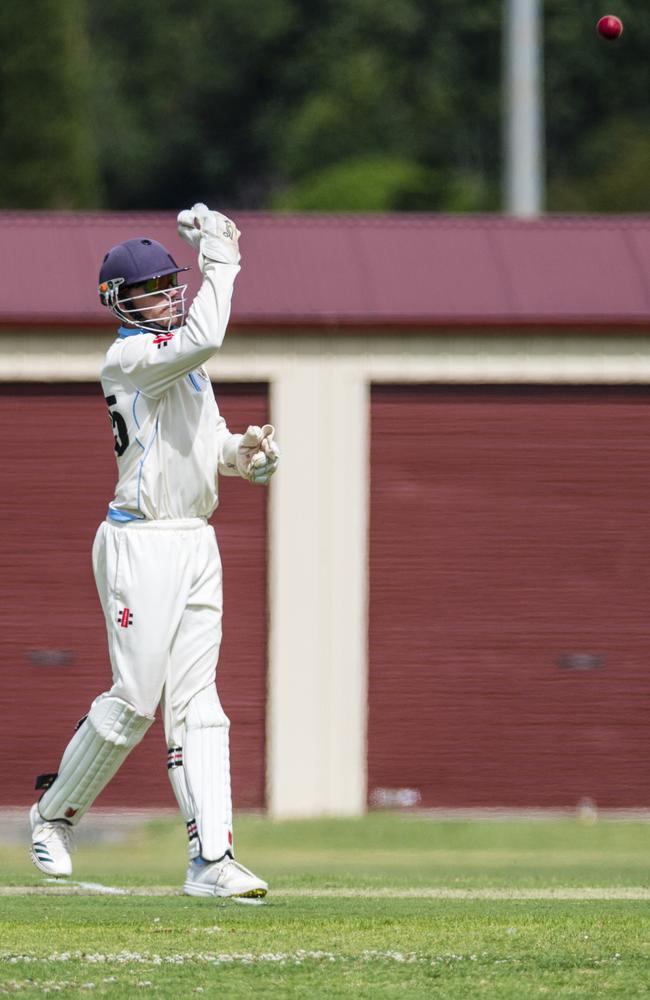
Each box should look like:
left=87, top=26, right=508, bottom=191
left=101, top=260, right=243, bottom=522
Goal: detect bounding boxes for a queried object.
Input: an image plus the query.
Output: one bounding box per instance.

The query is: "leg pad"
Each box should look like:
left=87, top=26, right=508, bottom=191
left=184, top=687, right=233, bottom=861
left=167, top=746, right=200, bottom=859
left=38, top=695, right=153, bottom=823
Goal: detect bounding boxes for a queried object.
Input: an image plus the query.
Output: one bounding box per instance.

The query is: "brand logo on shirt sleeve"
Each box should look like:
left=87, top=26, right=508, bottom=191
left=152, top=333, right=174, bottom=349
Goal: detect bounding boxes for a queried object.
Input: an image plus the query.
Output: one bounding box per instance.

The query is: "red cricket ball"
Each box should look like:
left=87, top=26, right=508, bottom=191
left=597, top=14, right=623, bottom=40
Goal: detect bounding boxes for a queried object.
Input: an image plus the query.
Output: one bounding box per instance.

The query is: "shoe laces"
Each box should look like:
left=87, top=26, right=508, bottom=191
left=221, top=857, right=255, bottom=879
left=42, top=819, right=74, bottom=853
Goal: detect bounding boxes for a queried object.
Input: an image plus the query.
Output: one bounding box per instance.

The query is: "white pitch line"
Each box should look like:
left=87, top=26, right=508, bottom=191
left=2, top=885, right=178, bottom=896
left=273, top=887, right=650, bottom=900
left=3, top=884, right=650, bottom=900
left=45, top=879, right=129, bottom=895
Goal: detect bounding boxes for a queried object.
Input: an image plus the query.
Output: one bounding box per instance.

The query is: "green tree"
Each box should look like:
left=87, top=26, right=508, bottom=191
left=271, top=155, right=487, bottom=211
left=0, top=0, right=100, bottom=208
left=88, top=0, right=296, bottom=209
left=86, top=0, right=503, bottom=211
left=544, top=0, right=650, bottom=211
left=266, top=0, right=502, bottom=210
left=549, top=122, right=650, bottom=212
left=4, top=0, right=650, bottom=213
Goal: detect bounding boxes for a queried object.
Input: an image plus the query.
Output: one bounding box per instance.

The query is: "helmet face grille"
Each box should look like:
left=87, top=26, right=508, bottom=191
left=112, top=283, right=188, bottom=333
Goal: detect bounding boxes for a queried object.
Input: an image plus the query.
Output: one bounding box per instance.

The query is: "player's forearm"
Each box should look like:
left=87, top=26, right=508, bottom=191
left=183, top=260, right=241, bottom=359
left=217, top=431, right=244, bottom=477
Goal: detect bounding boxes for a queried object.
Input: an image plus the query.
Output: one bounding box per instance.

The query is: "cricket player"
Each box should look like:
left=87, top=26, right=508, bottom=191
left=29, top=204, right=278, bottom=900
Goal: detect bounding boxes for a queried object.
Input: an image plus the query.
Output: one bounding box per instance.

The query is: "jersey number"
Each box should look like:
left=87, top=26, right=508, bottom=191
left=104, top=394, right=129, bottom=457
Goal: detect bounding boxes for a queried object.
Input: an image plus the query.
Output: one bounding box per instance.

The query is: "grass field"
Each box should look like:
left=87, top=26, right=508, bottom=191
left=2, top=812, right=650, bottom=997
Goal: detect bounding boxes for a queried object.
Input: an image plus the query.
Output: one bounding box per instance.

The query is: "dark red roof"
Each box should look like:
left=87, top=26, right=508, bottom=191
left=2, top=211, right=650, bottom=329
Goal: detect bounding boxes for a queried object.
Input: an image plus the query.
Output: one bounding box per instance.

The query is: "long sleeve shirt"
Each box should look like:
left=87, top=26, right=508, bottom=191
left=101, top=260, right=242, bottom=522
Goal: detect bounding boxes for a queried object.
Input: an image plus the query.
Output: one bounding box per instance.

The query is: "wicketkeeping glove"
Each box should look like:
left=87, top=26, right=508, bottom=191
left=176, top=203, right=241, bottom=270
left=236, top=424, right=280, bottom=485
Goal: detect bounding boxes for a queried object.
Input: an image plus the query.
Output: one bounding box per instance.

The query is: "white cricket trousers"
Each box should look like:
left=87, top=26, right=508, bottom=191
left=92, top=517, right=223, bottom=743
left=38, top=516, right=233, bottom=858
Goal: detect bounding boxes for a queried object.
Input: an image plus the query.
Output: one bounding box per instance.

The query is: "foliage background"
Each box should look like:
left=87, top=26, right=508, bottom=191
left=1, top=0, right=648, bottom=212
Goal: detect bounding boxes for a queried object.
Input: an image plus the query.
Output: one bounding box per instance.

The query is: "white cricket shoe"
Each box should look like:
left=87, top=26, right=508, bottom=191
left=183, top=856, right=268, bottom=900
left=29, top=803, right=73, bottom=877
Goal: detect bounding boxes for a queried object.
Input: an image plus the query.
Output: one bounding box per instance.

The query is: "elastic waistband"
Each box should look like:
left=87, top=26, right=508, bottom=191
left=106, top=513, right=208, bottom=530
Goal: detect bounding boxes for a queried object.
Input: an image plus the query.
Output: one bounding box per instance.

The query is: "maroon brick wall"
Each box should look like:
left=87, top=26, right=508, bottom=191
left=1, top=383, right=268, bottom=809
left=368, top=385, right=650, bottom=809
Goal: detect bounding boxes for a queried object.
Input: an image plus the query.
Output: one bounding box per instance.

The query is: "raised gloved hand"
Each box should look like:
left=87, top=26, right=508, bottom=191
left=177, top=203, right=241, bottom=269
left=236, top=424, right=280, bottom=485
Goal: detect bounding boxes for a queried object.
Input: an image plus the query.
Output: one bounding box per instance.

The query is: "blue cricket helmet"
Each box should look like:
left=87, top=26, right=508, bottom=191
left=98, top=237, right=190, bottom=332
left=99, top=237, right=188, bottom=293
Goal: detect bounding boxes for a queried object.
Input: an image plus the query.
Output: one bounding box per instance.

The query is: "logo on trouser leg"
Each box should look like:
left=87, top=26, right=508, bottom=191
left=117, top=608, right=133, bottom=628
left=167, top=747, right=183, bottom=770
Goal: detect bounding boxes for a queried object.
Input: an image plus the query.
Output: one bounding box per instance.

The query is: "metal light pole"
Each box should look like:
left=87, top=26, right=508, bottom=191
left=504, top=0, right=544, bottom=216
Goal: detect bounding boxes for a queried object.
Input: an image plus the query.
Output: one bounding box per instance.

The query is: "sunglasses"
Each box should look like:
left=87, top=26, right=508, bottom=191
left=140, top=273, right=180, bottom=294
